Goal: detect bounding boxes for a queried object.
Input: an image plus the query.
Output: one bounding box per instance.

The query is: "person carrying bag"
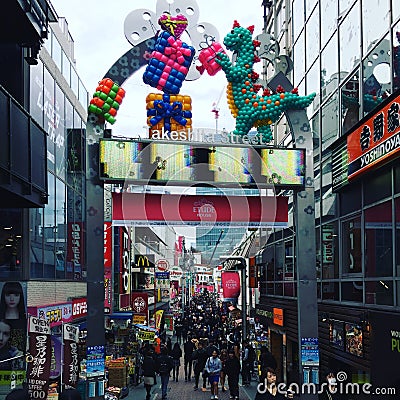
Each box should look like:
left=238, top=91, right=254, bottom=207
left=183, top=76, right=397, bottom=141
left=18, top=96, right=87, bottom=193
left=142, top=350, right=157, bottom=400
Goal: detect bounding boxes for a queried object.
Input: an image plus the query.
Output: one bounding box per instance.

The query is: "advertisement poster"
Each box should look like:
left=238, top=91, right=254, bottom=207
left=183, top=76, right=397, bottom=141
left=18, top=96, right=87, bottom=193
left=62, top=324, right=79, bottom=388
left=26, top=317, right=52, bottom=400
left=28, top=303, right=73, bottom=327
left=329, top=321, right=344, bottom=350
left=155, top=310, right=164, bottom=331
left=0, top=281, right=27, bottom=380
left=301, top=337, right=319, bottom=367
left=345, top=323, right=363, bottom=357
left=221, top=271, right=241, bottom=301
left=86, top=346, right=105, bottom=378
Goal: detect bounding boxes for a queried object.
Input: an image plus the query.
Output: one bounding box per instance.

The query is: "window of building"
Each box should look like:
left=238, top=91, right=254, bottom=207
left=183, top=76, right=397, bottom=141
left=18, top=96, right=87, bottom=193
left=306, top=0, right=318, bottom=19
left=339, top=1, right=360, bottom=79
left=340, top=72, right=360, bottom=135
left=362, top=0, right=389, bottom=56
left=306, top=5, right=320, bottom=70
left=394, top=0, right=400, bottom=23
left=392, top=21, right=400, bottom=93
left=362, top=36, right=392, bottom=117
left=339, top=0, right=356, bottom=15
left=30, top=59, right=44, bottom=126
left=322, top=282, right=340, bottom=300
left=43, top=172, right=56, bottom=279
left=71, top=68, right=79, bottom=99
left=55, top=83, right=66, bottom=180
left=321, top=35, right=339, bottom=101
left=321, top=0, right=338, bottom=48
left=306, top=60, right=320, bottom=119
left=321, top=158, right=339, bottom=218
left=365, top=280, right=393, bottom=305
left=44, top=67, right=55, bottom=173
left=365, top=201, right=393, bottom=277
left=322, top=222, right=339, bottom=279
left=342, top=215, right=362, bottom=275
left=293, top=31, right=305, bottom=88
left=341, top=280, right=363, bottom=302
left=292, top=0, right=305, bottom=42
left=55, top=178, right=66, bottom=280
left=394, top=197, right=400, bottom=276
left=363, top=168, right=391, bottom=205
left=321, top=92, right=339, bottom=154
left=62, top=51, right=71, bottom=86
left=78, top=79, right=88, bottom=109
left=275, top=241, right=284, bottom=295
left=339, top=182, right=361, bottom=215
left=52, top=36, right=62, bottom=72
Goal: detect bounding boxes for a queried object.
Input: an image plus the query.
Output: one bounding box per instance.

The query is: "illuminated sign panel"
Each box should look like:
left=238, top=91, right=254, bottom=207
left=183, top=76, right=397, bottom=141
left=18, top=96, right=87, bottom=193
left=99, top=139, right=305, bottom=189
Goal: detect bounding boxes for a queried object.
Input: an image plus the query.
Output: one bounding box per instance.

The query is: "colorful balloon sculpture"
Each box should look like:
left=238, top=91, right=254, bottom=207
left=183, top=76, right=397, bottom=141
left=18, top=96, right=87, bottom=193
left=88, top=78, right=125, bottom=125
left=158, top=14, right=188, bottom=39
left=215, top=21, right=316, bottom=142
left=197, top=40, right=226, bottom=76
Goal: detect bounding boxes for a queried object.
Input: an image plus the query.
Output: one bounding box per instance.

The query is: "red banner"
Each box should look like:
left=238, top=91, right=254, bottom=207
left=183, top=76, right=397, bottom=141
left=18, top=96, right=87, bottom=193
left=104, top=222, right=112, bottom=267
left=62, top=324, right=79, bottom=388
left=72, top=297, right=87, bottom=319
left=27, top=317, right=52, bottom=400
left=112, top=193, right=288, bottom=226
left=104, top=266, right=112, bottom=313
left=119, top=227, right=131, bottom=295
left=221, top=271, right=241, bottom=300
left=131, top=292, right=148, bottom=318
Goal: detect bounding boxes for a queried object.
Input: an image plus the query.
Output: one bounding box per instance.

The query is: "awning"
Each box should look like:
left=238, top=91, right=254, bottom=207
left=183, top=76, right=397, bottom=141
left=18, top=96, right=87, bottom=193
left=134, top=324, right=158, bottom=332
left=107, top=312, right=133, bottom=319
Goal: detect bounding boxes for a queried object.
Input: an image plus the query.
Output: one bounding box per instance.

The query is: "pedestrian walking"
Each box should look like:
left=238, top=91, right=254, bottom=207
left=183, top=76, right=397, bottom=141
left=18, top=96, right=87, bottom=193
left=156, top=346, right=173, bottom=400
left=255, top=368, right=291, bottom=399
left=205, top=350, right=222, bottom=400
left=225, top=349, right=241, bottom=400
left=242, top=341, right=255, bottom=386
left=258, top=346, right=277, bottom=381
left=219, top=348, right=228, bottom=392
left=174, top=320, right=183, bottom=344
left=184, top=335, right=195, bottom=381
left=142, top=350, right=157, bottom=400
left=170, top=342, right=182, bottom=382
left=191, top=341, right=208, bottom=391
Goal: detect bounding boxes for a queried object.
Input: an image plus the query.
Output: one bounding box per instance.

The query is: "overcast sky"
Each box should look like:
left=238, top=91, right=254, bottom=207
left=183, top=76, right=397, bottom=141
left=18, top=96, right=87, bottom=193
left=50, top=0, right=264, bottom=138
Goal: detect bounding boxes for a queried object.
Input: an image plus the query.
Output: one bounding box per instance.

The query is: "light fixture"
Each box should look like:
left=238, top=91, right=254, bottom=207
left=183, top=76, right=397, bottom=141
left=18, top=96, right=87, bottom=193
left=321, top=312, right=329, bottom=322
left=3, top=227, right=12, bottom=230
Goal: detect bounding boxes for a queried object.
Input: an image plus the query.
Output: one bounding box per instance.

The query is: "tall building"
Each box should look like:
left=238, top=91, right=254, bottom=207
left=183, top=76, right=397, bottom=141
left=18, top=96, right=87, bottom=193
left=255, top=0, right=400, bottom=393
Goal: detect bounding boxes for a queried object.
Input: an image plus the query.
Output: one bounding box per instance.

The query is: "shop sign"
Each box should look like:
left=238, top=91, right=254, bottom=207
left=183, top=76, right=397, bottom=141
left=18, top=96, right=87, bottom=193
left=301, top=337, right=319, bottom=366
left=29, top=303, right=73, bottom=327
left=86, top=345, right=105, bottom=378
left=132, top=314, right=146, bottom=324
left=104, top=222, right=112, bottom=268
left=72, top=298, right=87, bottom=319
left=62, top=324, right=79, bottom=388
left=221, top=271, right=241, bottom=300
left=249, top=257, right=257, bottom=288
left=155, top=310, right=164, bottom=330
left=137, top=330, right=155, bottom=341
left=256, top=308, right=273, bottom=319
left=332, top=141, right=349, bottom=191
left=169, top=266, right=183, bottom=279
left=67, top=222, right=84, bottom=269
left=156, top=259, right=170, bottom=272
left=273, top=307, right=284, bottom=326
left=322, top=225, right=334, bottom=264
left=131, top=292, right=148, bottom=316
left=104, top=267, right=112, bottom=313
left=27, top=316, right=52, bottom=400
left=347, top=93, right=400, bottom=180
left=120, top=227, right=131, bottom=295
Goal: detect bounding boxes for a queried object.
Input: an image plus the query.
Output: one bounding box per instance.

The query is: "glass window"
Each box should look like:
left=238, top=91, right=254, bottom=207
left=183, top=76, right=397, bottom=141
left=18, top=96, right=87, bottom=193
left=341, top=280, right=363, bottom=302
left=78, top=79, right=88, bottom=109
left=321, top=92, right=339, bottom=154
left=30, top=207, right=44, bottom=278
left=363, top=168, right=391, bottom=205
left=342, top=215, right=362, bottom=275
left=362, top=36, right=392, bottom=116
left=275, top=241, right=284, bottom=295
left=306, top=5, right=320, bottom=70
left=365, top=280, right=393, bottom=305
left=293, top=32, right=305, bottom=87
left=362, top=0, right=389, bottom=56
left=56, top=178, right=66, bottom=279
left=44, top=67, right=55, bottom=172
left=321, top=158, right=339, bottom=218
left=394, top=0, right=400, bottom=24
left=284, top=240, right=295, bottom=296
left=43, top=29, right=52, bottom=54
left=321, top=35, right=339, bottom=101
left=306, top=0, right=317, bottom=20
left=365, top=202, right=393, bottom=277
left=62, top=51, right=71, bottom=86
left=340, top=182, right=361, bottom=215
left=306, top=60, right=320, bottom=119
left=339, top=1, right=360, bottom=79
left=340, top=72, right=360, bottom=135
left=292, top=0, right=305, bottom=41
left=71, top=68, right=79, bottom=98
left=321, top=0, right=338, bottom=48
left=52, top=36, right=62, bottom=72
left=55, top=84, right=66, bottom=180
left=30, top=60, right=44, bottom=126
left=264, top=246, right=275, bottom=295
left=322, top=222, right=339, bottom=279
left=339, top=0, right=355, bottom=15
left=322, top=282, right=339, bottom=300
left=44, top=172, right=56, bottom=279
left=394, top=198, right=400, bottom=276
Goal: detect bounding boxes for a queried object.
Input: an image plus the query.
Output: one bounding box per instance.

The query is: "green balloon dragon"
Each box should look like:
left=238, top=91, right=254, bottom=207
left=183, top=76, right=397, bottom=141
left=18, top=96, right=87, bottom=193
left=216, top=21, right=316, bottom=143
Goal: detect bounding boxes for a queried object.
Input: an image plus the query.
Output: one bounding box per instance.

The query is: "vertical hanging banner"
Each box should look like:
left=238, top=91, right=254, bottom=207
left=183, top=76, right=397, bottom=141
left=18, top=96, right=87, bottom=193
left=155, top=310, right=164, bottom=331
left=62, top=324, right=80, bottom=388
left=131, top=292, right=148, bottom=323
left=221, top=271, right=241, bottom=301
left=26, top=316, right=52, bottom=400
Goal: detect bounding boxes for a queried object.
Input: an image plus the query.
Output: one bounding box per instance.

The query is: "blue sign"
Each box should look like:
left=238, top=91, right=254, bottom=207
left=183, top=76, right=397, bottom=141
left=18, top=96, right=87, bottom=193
left=155, top=272, right=170, bottom=279
left=86, top=345, right=105, bottom=378
left=301, top=337, right=319, bottom=366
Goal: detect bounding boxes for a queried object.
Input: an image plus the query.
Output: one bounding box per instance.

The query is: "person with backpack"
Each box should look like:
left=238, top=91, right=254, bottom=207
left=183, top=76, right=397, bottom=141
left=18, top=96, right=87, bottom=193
left=241, top=341, right=255, bottom=386
left=156, top=346, right=173, bottom=400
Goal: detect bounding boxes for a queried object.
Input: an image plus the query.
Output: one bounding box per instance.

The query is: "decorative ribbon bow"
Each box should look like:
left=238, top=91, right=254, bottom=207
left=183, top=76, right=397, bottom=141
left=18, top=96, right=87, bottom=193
left=159, top=14, right=188, bottom=38
left=148, top=95, right=191, bottom=133
left=164, top=36, right=193, bottom=64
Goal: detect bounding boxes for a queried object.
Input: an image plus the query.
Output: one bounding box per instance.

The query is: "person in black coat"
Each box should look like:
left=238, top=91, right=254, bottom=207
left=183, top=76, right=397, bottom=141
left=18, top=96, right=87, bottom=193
left=156, top=346, right=174, bottom=400
left=142, top=350, right=157, bottom=400
left=258, top=346, right=277, bottom=381
left=170, top=342, right=182, bottom=382
left=191, top=341, right=208, bottom=391
left=183, top=335, right=195, bottom=381
left=224, top=349, right=241, bottom=400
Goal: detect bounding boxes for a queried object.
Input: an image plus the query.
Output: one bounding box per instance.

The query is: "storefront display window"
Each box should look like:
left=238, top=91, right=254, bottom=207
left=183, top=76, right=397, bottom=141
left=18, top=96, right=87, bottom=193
left=364, top=169, right=391, bottom=205
left=339, top=1, right=360, bottom=79
left=321, top=35, right=339, bottom=101
left=306, top=5, right=319, bottom=70
left=340, top=72, right=360, bottom=135
left=365, top=202, right=393, bottom=278
left=362, top=0, right=389, bottom=56
left=365, top=280, right=393, bottom=305
left=342, top=215, right=362, bottom=275
left=342, top=281, right=363, bottom=302
left=340, top=182, right=361, bottom=215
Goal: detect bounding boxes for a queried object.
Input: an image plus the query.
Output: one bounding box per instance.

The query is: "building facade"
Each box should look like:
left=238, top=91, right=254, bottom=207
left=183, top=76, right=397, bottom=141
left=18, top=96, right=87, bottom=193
left=256, top=0, right=400, bottom=392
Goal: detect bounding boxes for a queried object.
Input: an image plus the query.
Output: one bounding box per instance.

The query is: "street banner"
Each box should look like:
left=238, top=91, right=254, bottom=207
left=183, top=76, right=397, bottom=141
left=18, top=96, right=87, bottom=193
left=221, top=271, right=241, bottom=300
left=131, top=292, right=148, bottom=319
left=62, top=324, right=80, bottom=388
left=26, top=316, right=52, bottom=400
left=132, top=314, right=146, bottom=325
left=155, top=310, right=164, bottom=330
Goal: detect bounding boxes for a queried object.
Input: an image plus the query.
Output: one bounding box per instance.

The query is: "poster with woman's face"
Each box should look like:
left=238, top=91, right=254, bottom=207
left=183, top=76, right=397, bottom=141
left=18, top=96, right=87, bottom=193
left=0, top=281, right=27, bottom=372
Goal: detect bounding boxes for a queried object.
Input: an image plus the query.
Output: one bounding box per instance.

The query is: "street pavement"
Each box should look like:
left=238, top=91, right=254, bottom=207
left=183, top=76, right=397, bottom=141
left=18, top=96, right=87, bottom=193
left=126, top=376, right=258, bottom=400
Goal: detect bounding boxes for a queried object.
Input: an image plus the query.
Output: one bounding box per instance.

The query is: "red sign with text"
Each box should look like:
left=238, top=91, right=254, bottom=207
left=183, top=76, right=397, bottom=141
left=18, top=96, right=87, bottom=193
left=221, top=271, right=241, bottom=300
left=72, top=297, right=87, bottom=319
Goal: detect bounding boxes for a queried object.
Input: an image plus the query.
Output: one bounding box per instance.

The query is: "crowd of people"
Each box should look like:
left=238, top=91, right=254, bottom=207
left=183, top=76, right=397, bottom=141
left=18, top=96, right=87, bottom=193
left=137, top=291, right=282, bottom=400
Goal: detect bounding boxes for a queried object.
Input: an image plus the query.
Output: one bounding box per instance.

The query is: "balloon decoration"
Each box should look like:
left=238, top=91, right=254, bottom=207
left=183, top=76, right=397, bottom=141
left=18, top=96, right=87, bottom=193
left=215, top=20, right=316, bottom=143
left=197, top=37, right=226, bottom=76
left=88, top=78, right=125, bottom=125
left=142, top=30, right=195, bottom=94
left=146, top=93, right=192, bottom=138
left=158, top=14, right=188, bottom=39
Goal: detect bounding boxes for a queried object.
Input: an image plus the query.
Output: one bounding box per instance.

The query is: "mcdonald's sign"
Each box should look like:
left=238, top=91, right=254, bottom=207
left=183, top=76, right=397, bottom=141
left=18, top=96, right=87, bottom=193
left=135, top=255, right=155, bottom=268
